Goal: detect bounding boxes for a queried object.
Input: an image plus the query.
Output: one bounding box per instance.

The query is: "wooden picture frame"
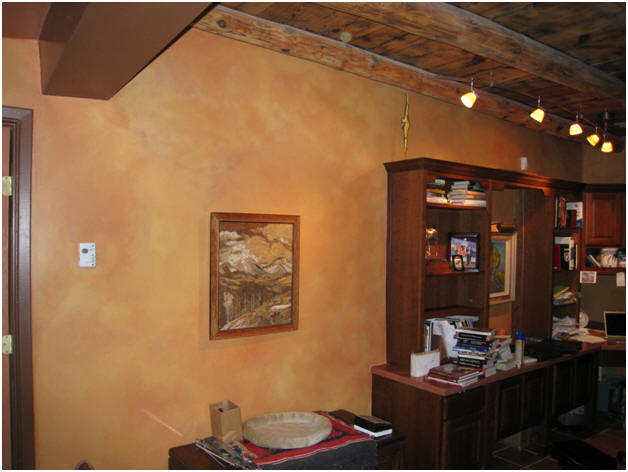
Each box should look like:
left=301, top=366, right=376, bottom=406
left=210, top=212, right=300, bottom=339
left=490, top=233, right=516, bottom=301
left=449, top=232, right=479, bottom=271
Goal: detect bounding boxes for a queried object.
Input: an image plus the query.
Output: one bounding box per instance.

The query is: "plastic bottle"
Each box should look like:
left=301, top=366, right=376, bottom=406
left=515, top=330, right=525, bottom=368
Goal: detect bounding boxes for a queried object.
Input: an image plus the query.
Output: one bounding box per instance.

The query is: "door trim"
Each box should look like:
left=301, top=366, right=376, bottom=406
left=3, top=106, right=34, bottom=469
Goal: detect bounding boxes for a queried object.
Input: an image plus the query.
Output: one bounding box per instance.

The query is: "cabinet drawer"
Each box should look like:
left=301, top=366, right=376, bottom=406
left=442, top=387, right=485, bottom=421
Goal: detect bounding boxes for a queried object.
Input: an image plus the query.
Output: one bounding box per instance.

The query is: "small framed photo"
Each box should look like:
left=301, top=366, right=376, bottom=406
left=579, top=270, right=597, bottom=284
left=452, top=255, right=465, bottom=271
left=449, top=232, right=479, bottom=271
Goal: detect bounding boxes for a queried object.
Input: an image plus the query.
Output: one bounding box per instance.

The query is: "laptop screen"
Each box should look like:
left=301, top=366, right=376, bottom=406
left=604, top=311, right=626, bottom=337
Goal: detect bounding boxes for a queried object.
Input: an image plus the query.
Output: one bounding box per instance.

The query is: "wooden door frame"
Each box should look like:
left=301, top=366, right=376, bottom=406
left=2, top=106, right=34, bottom=469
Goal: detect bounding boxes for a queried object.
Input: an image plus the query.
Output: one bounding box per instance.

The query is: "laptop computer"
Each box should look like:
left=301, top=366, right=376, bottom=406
left=603, top=311, right=626, bottom=342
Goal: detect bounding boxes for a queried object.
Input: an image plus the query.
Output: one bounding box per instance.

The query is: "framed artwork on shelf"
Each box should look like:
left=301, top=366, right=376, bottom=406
left=449, top=232, right=479, bottom=271
left=210, top=212, right=300, bottom=340
left=490, top=233, right=517, bottom=301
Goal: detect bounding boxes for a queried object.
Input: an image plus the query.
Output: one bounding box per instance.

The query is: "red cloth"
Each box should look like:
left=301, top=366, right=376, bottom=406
left=239, top=411, right=373, bottom=468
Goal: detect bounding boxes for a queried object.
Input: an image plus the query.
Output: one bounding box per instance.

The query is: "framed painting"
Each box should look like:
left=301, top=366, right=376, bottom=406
left=490, top=233, right=516, bottom=301
left=210, top=213, right=300, bottom=339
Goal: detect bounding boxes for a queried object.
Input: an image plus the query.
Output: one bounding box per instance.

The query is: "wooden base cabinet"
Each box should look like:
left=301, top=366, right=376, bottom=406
left=372, top=350, right=598, bottom=469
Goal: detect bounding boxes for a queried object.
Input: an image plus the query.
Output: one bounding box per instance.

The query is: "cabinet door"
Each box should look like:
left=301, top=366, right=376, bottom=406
left=442, top=411, right=483, bottom=469
left=521, top=369, right=547, bottom=429
left=573, top=354, right=597, bottom=407
left=584, top=192, right=624, bottom=245
left=552, top=361, right=574, bottom=416
left=497, top=376, right=521, bottom=439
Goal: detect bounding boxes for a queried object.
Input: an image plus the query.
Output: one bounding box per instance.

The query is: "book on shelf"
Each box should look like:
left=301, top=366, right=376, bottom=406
left=455, top=327, right=496, bottom=340
left=566, top=201, right=583, bottom=227
left=447, top=199, right=487, bottom=207
left=425, top=374, right=480, bottom=387
left=353, top=415, right=393, bottom=437
left=586, top=254, right=602, bottom=267
left=427, top=363, right=483, bottom=382
left=554, top=236, right=577, bottom=270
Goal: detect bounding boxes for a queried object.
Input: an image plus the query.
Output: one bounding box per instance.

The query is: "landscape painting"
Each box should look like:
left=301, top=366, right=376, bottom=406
left=210, top=213, right=300, bottom=339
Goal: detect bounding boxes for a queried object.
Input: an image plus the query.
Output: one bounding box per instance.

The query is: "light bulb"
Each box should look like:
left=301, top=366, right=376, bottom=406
left=530, top=107, right=545, bottom=123
left=569, top=122, right=583, bottom=135
left=586, top=130, right=600, bottom=146
left=601, top=139, right=613, bottom=153
left=529, top=96, right=544, bottom=123
left=460, top=91, right=477, bottom=108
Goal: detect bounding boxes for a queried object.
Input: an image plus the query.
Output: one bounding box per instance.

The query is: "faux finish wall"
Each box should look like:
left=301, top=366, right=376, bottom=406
left=1, top=29, right=610, bottom=469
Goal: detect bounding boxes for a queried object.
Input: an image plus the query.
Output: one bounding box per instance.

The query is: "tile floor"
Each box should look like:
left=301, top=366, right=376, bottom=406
left=489, top=415, right=625, bottom=469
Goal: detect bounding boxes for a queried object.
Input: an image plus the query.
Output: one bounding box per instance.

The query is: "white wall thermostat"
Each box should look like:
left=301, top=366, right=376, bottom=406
left=79, top=242, right=96, bottom=267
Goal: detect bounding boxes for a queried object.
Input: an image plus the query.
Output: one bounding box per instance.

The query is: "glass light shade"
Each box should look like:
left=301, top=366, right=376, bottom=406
left=586, top=132, right=600, bottom=146
left=569, top=122, right=583, bottom=136
left=529, top=107, right=545, bottom=123
left=460, top=91, right=477, bottom=108
left=601, top=139, right=614, bottom=153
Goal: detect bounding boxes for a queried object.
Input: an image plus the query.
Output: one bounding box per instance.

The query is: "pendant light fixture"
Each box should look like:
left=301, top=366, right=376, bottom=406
left=601, top=134, right=614, bottom=153
left=569, top=111, right=583, bottom=136
left=529, top=96, right=545, bottom=123
left=599, top=110, right=613, bottom=153
left=460, top=78, right=477, bottom=109
left=586, top=126, right=601, bottom=146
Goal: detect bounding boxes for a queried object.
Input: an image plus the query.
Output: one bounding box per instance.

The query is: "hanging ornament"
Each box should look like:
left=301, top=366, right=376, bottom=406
left=401, top=94, right=410, bottom=152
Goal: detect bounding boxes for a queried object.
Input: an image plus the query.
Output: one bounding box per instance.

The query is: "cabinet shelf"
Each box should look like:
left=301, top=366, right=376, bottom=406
left=427, top=203, right=487, bottom=211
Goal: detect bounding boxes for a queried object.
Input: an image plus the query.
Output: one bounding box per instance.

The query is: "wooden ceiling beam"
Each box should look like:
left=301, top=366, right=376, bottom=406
left=39, top=2, right=210, bottom=100
left=195, top=6, right=621, bottom=145
left=324, top=2, right=625, bottom=102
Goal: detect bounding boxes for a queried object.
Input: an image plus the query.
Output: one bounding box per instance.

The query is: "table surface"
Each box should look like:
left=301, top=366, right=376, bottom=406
left=168, top=409, right=405, bottom=470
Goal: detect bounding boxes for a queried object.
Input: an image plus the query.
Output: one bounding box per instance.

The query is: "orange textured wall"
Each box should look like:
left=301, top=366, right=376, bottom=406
left=2, top=28, right=598, bottom=469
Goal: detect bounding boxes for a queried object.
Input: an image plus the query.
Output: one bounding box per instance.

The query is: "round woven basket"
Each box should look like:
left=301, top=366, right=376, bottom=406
left=243, top=412, right=332, bottom=449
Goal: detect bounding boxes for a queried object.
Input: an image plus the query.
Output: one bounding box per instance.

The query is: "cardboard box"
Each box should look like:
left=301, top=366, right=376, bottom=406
left=210, top=400, right=242, bottom=441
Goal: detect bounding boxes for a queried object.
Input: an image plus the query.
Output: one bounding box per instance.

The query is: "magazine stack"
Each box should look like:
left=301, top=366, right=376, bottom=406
left=447, top=181, right=487, bottom=207
left=425, top=363, right=483, bottom=387
left=453, top=327, right=498, bottom=376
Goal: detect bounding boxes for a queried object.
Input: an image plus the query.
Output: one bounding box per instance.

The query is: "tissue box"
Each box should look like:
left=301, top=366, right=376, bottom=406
left=411, top=350, right=440, bottom=377
left=210, top=400, right=242, bottom=441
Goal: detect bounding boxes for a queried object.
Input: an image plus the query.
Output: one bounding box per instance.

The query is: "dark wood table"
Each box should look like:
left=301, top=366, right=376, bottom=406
left=168, top=409, right=405, bottom=469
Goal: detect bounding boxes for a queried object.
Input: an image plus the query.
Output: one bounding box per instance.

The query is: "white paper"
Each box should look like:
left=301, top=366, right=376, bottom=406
left=410, top=350, right=440, bottom=377
left=432, top=320, right=458, bottom=358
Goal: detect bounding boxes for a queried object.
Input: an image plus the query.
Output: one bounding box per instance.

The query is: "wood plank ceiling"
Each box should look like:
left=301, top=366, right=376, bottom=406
left=3, top=2, right=625, bottom=150
left=195, top=2, right=626, bottom=149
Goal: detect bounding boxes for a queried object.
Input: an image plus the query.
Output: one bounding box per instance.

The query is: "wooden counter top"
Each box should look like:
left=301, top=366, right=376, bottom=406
left=372, top=342, right=602, bottom=397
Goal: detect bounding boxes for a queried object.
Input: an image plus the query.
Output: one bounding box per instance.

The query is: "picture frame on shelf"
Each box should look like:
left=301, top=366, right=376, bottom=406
left=490, top=233, right=517, bottom=301
left=210, top=212, right=300, bottom=340
left=449, top=232, right=479, bottom=271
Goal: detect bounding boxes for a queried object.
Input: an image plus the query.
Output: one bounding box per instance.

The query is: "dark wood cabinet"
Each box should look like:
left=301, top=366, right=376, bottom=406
left=584, top=190, right=625, bottom=246
left=441, top=411, right=483, bottom=469
left=376, top=158, right=609, bottom=468
left=497, top=376, right=522, bottom=439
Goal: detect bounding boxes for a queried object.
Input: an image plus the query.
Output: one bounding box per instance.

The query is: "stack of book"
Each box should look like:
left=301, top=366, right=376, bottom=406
left=426, top=363, right=483, bottom=387
left=426, top=178, right=448, bottom=204
left=353, top=415, right=393, bottom=437
left=447, top=181, right=487, bottom=207
left=453, top=327, right=498, bottom=376
left=553, top=236, right=577, bottom=270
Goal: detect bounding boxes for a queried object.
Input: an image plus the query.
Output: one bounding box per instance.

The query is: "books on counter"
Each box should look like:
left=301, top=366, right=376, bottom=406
left=426, top=362, right=483, bottom=387
left=454, top=327, right=500, bottom=372
left=353, top=415, right=393, bottom=437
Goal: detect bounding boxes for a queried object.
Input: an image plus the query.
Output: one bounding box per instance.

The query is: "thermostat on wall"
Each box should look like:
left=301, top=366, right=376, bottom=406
left=78, top=242, right=96, bottom=267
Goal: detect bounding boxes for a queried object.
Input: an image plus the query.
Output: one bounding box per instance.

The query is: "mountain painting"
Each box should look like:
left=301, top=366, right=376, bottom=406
left=210, top=213, right=300, bottom=339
